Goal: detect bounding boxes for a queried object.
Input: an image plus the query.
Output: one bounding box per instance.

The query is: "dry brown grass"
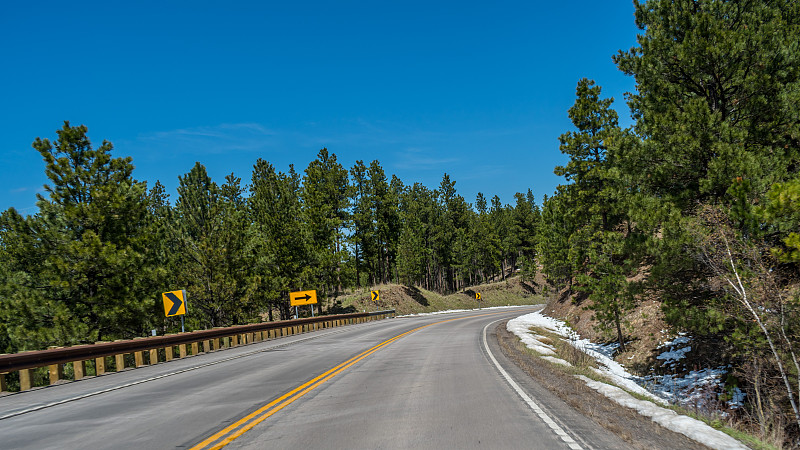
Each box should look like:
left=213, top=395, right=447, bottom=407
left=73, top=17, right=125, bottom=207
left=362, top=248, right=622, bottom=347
left=555, top=339, right=598, bottom=369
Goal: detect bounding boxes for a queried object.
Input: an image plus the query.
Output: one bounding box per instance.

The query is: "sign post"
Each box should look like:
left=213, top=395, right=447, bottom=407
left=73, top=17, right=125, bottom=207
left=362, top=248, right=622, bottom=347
left=475, top=292, right=482, bottom=310
left=162, top=289, right=188, bottom=332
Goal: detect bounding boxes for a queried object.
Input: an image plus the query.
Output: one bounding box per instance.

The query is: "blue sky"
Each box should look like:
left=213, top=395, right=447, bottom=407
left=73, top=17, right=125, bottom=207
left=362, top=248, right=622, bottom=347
left=1, top=1, right=639, bottom=214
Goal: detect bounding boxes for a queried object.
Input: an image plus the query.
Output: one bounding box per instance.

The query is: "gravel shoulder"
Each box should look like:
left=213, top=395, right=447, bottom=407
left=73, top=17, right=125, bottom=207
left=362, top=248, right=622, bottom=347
left=495, top=321, right=712, bottom=450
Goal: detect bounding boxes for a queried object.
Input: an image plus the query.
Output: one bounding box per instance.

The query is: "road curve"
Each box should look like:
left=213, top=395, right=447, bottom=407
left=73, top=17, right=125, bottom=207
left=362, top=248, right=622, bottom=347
left=0, top=307, right=632, bottom=449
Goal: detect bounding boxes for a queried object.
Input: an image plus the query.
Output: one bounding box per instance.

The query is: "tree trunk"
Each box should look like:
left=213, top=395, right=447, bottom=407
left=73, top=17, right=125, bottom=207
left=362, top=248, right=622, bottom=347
left=614, top=308, right=625, bottom=352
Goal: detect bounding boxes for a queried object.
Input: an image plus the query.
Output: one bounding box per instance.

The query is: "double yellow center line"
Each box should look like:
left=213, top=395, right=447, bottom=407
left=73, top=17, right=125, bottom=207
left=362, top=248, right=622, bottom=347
left=190, top=310, right=516, bottom=449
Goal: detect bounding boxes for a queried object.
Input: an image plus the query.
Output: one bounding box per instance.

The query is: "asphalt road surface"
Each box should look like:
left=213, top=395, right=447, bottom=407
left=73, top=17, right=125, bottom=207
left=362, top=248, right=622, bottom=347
left=0, top=307, right=635, bottom=449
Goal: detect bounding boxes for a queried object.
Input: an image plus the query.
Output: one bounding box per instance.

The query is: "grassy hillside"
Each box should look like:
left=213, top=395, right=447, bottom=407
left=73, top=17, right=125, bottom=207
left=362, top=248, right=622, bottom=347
left=334, top=276, right=545, bottom=316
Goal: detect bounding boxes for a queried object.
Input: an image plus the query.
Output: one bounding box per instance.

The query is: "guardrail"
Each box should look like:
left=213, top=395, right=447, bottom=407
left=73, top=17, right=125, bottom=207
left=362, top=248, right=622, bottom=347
left=0, top=309, right=395, bottom=393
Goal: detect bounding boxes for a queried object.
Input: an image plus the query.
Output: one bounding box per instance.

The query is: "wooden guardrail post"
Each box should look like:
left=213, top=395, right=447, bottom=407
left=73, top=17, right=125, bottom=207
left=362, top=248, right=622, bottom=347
left=178, top=344, right=187, bottom=358
left=149, top=348, right=158, bottom=365
left=0, top=372, right=6, bottom=392
left=96, top=357, right=106, bottom=375
left=19, top=369, right=32, bottom=391
left=115, top=354, right=125, bottom=372
left=135, top=351, right=144, bottom=368
left=73, top=360, right=86, bottom=380
left=48, top=346, right=64, bottom=385
left=191, top=342, right=199, bottom=355
left=49, top=363, right=64, bottom=385
left=203, top=340, right=211, bottom=352
left=165, top=346, right=173, bottom=362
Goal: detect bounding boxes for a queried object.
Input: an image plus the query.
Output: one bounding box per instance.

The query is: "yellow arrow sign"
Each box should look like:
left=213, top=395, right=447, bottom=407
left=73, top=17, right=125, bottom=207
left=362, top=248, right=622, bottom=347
left=475, top=292, right=482, bottom=300
left=371, top=290, right=379, bottom=302
left=162, top=290, right=187, bottom=317
left=290, top=290, right=318, bottom=306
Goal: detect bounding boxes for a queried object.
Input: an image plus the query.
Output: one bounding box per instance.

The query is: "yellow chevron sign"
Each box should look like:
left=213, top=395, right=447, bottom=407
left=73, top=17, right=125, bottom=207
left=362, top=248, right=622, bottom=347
left=475, top=292, right=481, bottom=300
left=162, top=290, right=187, bottom=317
left=371, top=290, right=379, bottom=302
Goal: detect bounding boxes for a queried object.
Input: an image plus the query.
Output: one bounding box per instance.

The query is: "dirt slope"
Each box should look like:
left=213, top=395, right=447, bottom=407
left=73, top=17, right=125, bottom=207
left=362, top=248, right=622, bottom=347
left=336, top=276, right=544, bottom=316
left=543, top=287, right=674, bottom=376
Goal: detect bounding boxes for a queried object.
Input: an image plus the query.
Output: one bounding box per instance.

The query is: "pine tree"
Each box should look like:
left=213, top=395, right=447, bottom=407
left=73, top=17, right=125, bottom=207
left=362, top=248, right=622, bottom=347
left=615, top=0, right=800, bottom=210
left=249, top=159, right=310, bottom=320
left=367, top=160, right=399, bottom=284
left=172, top=163, right=253, bottom=329
left=396, top=183, right=434, bottom=287
left=0, top=122, right=155, bottom=350
left=537, top=194, right=576, bottom=290
left=302, top=149, right=350, bottom=307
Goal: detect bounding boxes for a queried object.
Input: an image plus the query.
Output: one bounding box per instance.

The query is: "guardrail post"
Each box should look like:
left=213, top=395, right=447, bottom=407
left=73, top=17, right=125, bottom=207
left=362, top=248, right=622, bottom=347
left=149, top=348, right=158, bottom=365
left=48, top=346, right=64, bottom=385
left=212, top=338, right=220, bottom=351
left=191, top=342, right=199, bottom=355
left=73, top=360, right=86, bottom=380
left=49, top=363, right=63, bottom=385
left=135, top=351, right=144, bottom=368
left=0, top=372, right=6, bottom=392
left=165, top=346, right=173, bottom=362
left=179, top=344, right=187, bottom=358
left=19, top=369, right=32, bottom=391
left=203, top=340, right=210, bottom=352
left=96, top=357, right=106, bottom=375
left=115, top=354, right=125, bottom=372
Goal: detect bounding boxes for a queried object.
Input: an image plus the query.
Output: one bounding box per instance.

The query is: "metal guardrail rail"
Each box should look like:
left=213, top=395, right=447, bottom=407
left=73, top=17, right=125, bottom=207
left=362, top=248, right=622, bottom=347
left=0, top=309, right=395, bottom=392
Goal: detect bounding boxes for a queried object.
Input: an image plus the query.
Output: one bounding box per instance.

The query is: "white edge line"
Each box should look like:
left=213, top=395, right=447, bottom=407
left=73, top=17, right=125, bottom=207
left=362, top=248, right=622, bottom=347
left=482, top=319, right=583, bottom=450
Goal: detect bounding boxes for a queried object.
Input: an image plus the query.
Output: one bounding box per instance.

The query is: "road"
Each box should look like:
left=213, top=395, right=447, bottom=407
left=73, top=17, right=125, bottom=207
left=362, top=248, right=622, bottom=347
left=0, top=307, right=633, bottom=449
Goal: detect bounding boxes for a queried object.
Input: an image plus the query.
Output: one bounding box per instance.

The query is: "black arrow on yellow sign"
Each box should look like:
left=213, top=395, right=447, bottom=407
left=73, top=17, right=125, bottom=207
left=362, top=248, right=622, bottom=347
left=165, top=292, right=184, bottom=315
left=162, top=290, right=187, bottom=317
left=371, top=290, right=379, bottom=302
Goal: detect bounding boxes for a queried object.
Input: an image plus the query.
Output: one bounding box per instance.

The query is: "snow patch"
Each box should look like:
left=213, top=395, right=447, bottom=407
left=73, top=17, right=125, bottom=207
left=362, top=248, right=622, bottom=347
left=507, top=312, right=665, bottom=404
left=507, top=311, right=748, bottom=449
left=541, top=356, right=572, bottom=367
left=576, top=376, right=747, bottom=450
left=646, top=334, right=743, bottom=410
